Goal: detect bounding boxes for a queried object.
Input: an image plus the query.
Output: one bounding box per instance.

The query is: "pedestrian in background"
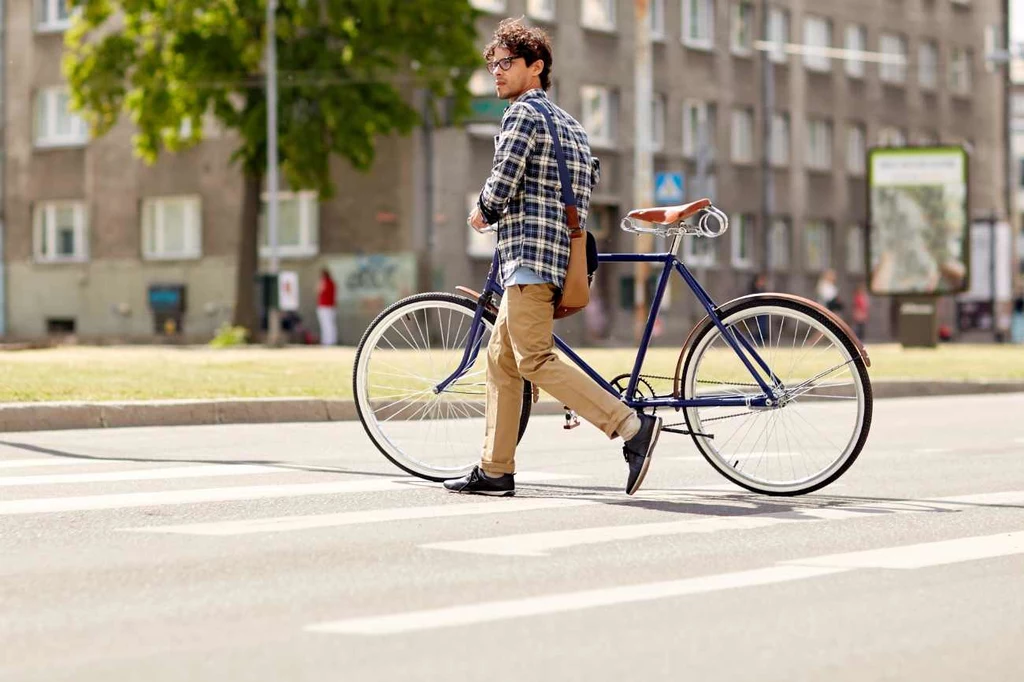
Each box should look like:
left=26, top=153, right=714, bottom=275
left=316, top=268, right=338, bottom=346
left=816, top=269, right=842, bottom=313
left=749, top=272, right=769, bottom=342
left=852, top=284, right=870, bottom=340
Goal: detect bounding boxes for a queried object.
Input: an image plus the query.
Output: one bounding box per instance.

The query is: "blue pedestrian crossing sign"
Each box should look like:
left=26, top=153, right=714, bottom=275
left=654, top=172, right=684, bottom=204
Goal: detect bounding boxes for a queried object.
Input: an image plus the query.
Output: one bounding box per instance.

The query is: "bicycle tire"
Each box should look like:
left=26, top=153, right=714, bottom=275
left=679, top=296, right=872, bottom=496
left=353, top=292, right=532, bottom=481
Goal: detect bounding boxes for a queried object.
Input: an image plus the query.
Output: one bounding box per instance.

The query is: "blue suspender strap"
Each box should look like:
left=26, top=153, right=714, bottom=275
left=525, top=100, right=581, bottom=234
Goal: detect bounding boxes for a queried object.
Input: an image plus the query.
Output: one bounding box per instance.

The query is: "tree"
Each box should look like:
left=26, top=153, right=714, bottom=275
left=65, top=0, right=481, bottom=333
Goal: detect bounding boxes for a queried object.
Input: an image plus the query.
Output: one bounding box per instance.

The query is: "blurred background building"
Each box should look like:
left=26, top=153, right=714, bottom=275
left=0, top=0, right=1018, bottom=344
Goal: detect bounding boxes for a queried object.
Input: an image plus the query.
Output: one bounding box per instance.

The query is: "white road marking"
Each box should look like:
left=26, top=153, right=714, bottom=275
left=0, top=464, right=285, bottom=487
left=307, top=530, right=1024, bottom=635
left=121, top=482, right=745, bottom=536
left=0, top=471, right=579, bottom=517
left=125, top=497, right=597, bottom=536
left=306, top=565, right=846, bottom=636
left=0, top=480, right=416, bottom=515
left=421, top=489, right=1024, bottom=556
left=787, top=531, right=1024, bottom=570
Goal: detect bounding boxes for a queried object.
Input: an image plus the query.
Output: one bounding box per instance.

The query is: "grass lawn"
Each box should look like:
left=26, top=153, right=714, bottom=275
left=0, top=343, right=1021, bottom=403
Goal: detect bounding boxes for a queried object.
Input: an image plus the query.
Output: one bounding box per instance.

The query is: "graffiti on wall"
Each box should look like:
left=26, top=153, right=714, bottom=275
left=326, top=253, right=416, bottom=317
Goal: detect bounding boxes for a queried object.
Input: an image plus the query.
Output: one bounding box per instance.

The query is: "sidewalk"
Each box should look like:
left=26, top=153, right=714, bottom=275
left=1, top=380, right=1022, bottom=433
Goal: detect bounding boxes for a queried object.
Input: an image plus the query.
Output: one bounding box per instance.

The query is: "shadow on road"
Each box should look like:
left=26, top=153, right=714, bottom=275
left=0, top=439, right=395, bottom=479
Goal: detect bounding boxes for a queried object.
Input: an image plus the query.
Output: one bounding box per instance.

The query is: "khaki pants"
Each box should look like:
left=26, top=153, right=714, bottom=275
left=481, top=283, right=635, bottom=476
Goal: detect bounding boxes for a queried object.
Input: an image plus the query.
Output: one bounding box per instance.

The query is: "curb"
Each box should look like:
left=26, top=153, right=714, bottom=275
left=0, top=381, right=1022, bottom=433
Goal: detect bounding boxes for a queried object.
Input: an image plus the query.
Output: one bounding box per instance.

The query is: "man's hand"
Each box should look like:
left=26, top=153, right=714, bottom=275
left=468, top=207, right=489, bottom=232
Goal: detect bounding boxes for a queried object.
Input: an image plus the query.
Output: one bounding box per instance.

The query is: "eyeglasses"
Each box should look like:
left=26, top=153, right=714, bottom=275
left=485, top=57, right=520, bottom=74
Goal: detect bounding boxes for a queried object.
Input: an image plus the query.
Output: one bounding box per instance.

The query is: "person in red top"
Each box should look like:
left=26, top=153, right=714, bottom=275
left=316, top=268, right=338, bottom=346
left=852, top=284, right=869, bottom=341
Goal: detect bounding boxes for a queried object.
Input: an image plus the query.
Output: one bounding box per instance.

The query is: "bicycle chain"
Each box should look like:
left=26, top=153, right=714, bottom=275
left=624, top=373, right=758, bottom=428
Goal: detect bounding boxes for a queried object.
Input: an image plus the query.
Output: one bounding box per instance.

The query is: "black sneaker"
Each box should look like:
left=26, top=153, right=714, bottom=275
left=443, top=466, right=515, bottom=497
left=623, top=414, right=662, bottom=495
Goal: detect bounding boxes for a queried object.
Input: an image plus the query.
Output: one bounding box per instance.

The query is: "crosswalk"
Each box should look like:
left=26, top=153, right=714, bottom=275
left=3, top=450, right=1024, bottom=637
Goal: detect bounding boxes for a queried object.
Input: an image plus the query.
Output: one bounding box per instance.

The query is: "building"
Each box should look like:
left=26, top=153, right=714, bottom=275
left=1, top=0, right=1012, bottom=345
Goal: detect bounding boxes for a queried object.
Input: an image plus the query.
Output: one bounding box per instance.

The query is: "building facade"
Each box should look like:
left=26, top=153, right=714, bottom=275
left=1, top=0, right=1011, bottom=345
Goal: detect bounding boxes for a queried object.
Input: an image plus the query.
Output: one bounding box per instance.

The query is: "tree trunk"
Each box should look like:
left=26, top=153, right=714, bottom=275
left=233, top=172, right=262, bottom=334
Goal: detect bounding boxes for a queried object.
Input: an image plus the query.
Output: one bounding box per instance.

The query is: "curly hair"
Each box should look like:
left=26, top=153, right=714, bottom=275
left=483, top=18, right=553, bottom=91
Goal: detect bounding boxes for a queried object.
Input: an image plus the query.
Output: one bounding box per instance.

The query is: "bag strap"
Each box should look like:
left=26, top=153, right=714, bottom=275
left=525, top=99, right=581, bottom=235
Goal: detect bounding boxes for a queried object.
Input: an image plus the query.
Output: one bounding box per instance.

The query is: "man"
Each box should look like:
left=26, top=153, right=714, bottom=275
left=444, top=18, right=661, bottom=498
left=316, top=268, right=337, bottom=346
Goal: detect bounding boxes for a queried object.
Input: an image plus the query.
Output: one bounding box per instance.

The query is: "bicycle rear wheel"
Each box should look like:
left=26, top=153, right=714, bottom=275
left=679, top=297, right=872, bottom=495
left=353, top=293, right=532, bottom=481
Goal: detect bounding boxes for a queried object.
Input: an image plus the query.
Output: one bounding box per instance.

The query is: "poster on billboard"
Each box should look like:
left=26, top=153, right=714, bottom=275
left=867, top=146, right=969, bottom=296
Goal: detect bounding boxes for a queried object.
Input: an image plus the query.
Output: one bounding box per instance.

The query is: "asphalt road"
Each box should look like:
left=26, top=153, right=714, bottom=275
left=1, top=393, right=1023, bottom=682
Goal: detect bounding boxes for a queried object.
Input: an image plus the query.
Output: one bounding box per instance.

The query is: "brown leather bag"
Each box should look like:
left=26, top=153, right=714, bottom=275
left=554, top=205, right=590, bottom=319
left=525, top=100, right=595, bottom=320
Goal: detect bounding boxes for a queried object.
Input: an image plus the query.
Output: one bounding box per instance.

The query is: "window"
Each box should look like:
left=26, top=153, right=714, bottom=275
left=768, top=218, right=790, bottom=270
left=846, top=123, right=866, bottom=175
left=682, top=0, right=715, bottom=50
left=683, top=101, right=717, bottom=159
left=950, top=47, right=972, bottom=95
left=526, top=0, right=555, bottom=21
left=803, top=16, right=832, bottom=72
left=469, top=0, right=505, bottom=12
left=36, top=0, right=71, bottom=31
left=35, top=87, right=87, bottom=148
left=582, top=0, right=616, bottom=31
left=731, top=214, right=754, bottom=267
left=649, top=0, right=666, bottom=40
left=34, top=201, right=88, bottom=263
left=580, top=86, right=616, bottom=147
left=806, top=118, right=832, bottom=171
left=919, top=41, right=939, bottom=89
left=731, top=107, right=755, bottom=163
left=767, top=8, right=789, bottom=64
left=879, top=33, right=907, bottom=84
left=259, top=191, right=319, bottom=258
left=878, top=126, right=906, bottom=147
left=770, top=113, right=790, bottom=167
left=684, top=235, right=717, bottom=267
left=651, top=94, right=666, bottom=152
left=846, top=224, right=865, bottom=273
left=731, top=2, right=755, bottom=55
left=844, top=24, right=866, bottom=78
left=804, top=220, right=832, bottom=271
left=142, top=196, right=202, bottom=260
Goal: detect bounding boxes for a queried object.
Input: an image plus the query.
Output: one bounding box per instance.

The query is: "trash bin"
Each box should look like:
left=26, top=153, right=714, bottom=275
left=148, top=284, right=187, bottom=336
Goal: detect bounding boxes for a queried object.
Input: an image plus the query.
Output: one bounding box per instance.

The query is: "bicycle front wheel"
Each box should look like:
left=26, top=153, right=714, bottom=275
left=679, top=297, right=872, bottom=495
left=353, top=293, right=532, bottom=481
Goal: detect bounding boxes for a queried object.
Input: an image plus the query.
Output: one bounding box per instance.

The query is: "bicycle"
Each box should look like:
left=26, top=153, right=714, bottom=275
left=352, top=199, right=873, bottom=496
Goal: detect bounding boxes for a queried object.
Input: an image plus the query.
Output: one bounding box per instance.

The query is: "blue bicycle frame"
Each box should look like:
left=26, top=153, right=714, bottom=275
left=434, top=246, right=782, bottom=410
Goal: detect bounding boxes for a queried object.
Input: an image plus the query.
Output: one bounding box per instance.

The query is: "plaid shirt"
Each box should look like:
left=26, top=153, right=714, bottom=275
left=478, top=89, right=600, bottom=289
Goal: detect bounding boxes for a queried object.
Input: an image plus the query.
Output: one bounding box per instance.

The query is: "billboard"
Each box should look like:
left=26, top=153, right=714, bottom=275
left=867, top=146, right=969, bottom=295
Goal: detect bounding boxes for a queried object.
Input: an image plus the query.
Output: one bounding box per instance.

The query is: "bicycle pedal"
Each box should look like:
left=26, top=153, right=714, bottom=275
left=563, top=407, right=580, bottom=430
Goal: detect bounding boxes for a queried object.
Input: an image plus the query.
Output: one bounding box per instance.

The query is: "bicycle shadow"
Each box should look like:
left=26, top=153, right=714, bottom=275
left=510, top=482, right=1024, bottom=518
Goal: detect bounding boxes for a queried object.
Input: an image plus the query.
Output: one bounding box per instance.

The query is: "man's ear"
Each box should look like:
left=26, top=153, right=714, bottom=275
left=529, top=59, right=544, bottom=78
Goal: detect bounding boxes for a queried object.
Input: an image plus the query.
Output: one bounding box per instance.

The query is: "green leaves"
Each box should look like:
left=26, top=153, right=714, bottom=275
left=64, top=0, right=483, bottom=192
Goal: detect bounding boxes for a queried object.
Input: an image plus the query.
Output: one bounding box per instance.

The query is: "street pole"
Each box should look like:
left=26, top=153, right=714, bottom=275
left=633, top=0, right=653, bottom=342
left=1002, top=0, right=1017, bottom=340
left=422, top=90, right=436, bottom=293
left=760, top=1, right=775, bottom=279
left=266, top=0, right=282, bottom=346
